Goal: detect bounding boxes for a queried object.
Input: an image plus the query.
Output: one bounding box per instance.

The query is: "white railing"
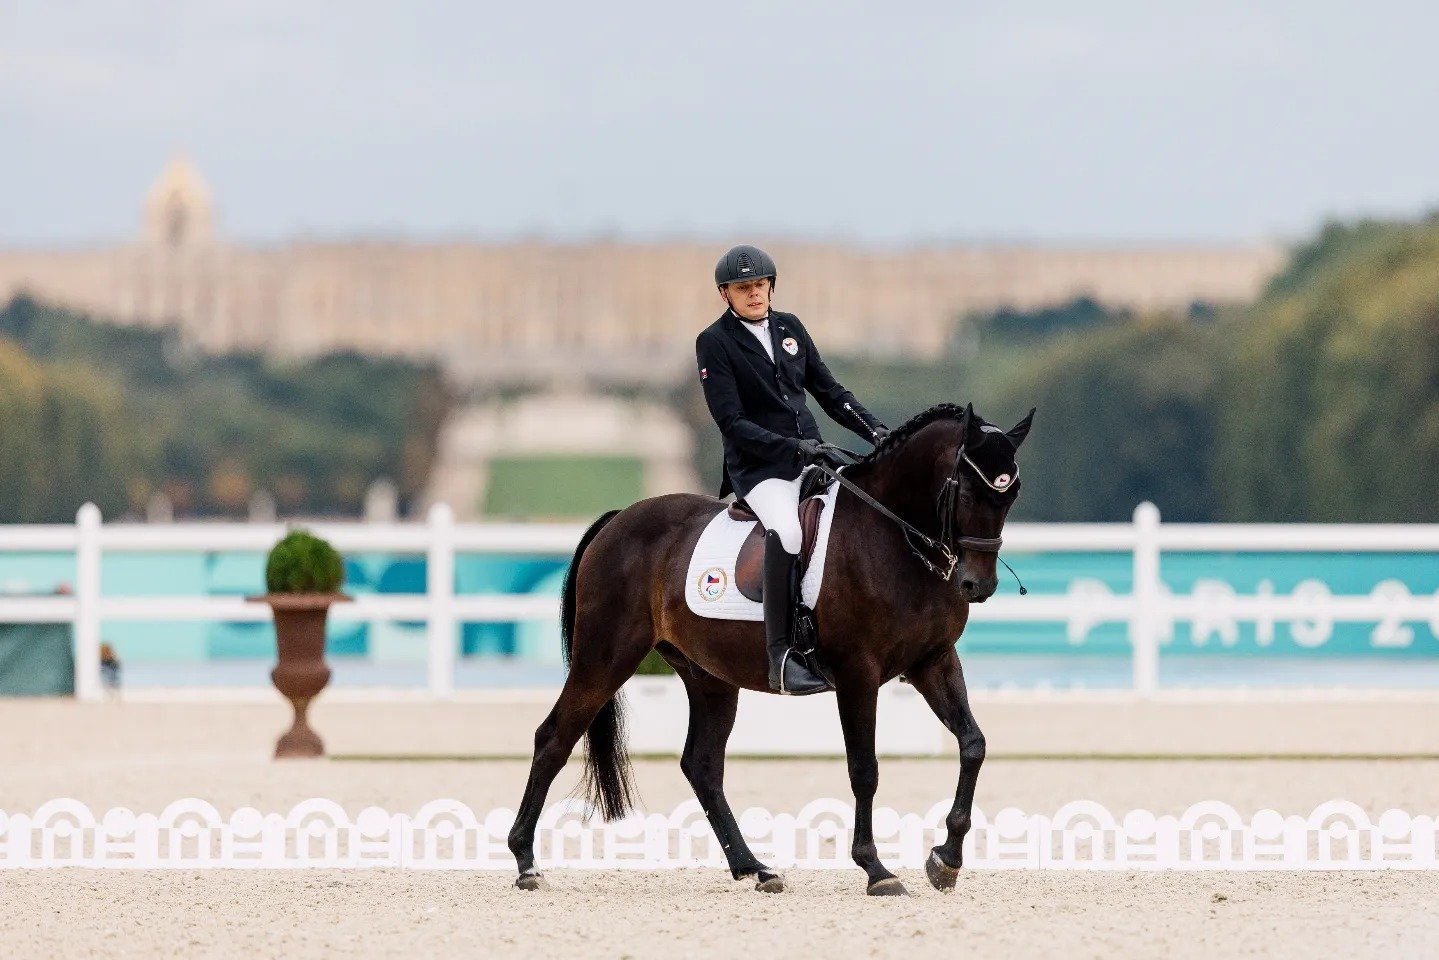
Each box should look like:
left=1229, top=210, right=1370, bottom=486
left=0, top=504, right=587, bottom=702
left=4, top=796, right=1437, bottom=871
left=2, top=502, right=1439, bottom=701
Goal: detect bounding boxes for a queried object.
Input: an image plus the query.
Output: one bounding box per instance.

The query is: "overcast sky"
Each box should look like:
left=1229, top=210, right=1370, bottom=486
left=3, top=0, right=1437, bottom=246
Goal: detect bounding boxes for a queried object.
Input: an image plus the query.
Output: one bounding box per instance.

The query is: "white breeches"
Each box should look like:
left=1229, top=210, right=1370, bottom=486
left=744, top=475, right=805, bottom=554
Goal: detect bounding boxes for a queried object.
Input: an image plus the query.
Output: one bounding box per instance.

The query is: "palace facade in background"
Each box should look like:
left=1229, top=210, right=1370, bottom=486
left=0, top=159, right=1284, bottom=388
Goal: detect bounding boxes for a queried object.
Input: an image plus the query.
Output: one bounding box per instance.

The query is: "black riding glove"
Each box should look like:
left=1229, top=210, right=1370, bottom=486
left=794, top=438, right=825, bottom=465
left=872, top=425, right=891, bottom=444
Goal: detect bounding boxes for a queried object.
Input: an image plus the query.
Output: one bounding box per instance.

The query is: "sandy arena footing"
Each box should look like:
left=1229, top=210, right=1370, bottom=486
left=1, top=694, right=1437, bottom=958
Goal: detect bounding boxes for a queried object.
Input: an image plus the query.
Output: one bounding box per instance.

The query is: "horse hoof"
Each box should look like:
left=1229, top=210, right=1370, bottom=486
left=926, top=850, right=959, bottom=892
left=515, top=871, right=549, bottom=891
left=866, top=877, right=910, bottom=897
left=754, top=872, right=786, bottom=894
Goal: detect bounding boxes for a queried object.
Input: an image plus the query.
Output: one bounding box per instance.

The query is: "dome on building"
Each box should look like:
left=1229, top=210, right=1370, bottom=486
left=143, top=156, right=214, bottom=247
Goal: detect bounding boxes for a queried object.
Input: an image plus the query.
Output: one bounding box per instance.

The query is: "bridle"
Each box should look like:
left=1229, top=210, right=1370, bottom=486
left=939, top=427, right=1018, bottom=555
left=810, top=432, right=1016, bottom=582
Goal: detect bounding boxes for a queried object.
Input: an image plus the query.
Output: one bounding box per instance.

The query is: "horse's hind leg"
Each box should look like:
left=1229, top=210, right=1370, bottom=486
left=507, top=635, right=648, bottom=890
left=677, top=671, right=784, bottom=893
left=906, top=647, right=984, bottom=892
left=506, top=681, right=606, bottom=890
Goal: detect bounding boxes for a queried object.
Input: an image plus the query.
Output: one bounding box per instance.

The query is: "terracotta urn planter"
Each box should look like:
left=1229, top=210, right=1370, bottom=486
left=251, top=592, right=350, bottom=758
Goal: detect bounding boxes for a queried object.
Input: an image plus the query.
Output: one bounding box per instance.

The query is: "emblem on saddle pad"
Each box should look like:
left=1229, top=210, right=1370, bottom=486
left=782, top=337, right=799, bottom=355
left=698, top=567, right=727, bottom=601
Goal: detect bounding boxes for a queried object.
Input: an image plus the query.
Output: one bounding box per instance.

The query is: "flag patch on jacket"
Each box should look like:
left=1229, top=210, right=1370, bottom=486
left=700, top=367, right=708, bottom=380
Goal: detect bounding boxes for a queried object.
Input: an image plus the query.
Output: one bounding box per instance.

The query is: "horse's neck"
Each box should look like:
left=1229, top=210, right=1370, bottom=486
left=848, top=441, right=944, bottom=535
left=834, top=444, right=969, bottom=633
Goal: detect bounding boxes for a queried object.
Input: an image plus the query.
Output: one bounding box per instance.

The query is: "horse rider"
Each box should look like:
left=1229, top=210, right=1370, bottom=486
left=695, top=245, right=890, bottom=695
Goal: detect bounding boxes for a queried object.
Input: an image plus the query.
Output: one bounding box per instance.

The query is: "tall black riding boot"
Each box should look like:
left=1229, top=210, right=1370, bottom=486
left=763, top=530, right=831, bottom=695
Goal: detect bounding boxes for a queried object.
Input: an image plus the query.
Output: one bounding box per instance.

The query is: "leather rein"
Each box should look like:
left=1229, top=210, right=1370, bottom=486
left=808, top=441, right=1005, bottom=582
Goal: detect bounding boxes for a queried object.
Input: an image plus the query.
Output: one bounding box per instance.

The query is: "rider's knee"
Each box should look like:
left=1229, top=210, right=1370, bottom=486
left=773, top=522, right=802, bottom=555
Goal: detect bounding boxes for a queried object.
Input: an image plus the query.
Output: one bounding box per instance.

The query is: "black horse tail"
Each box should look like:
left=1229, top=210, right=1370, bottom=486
left=561, top=509, right=620, bottom=666
left=561, top=509, right=636, bottom=821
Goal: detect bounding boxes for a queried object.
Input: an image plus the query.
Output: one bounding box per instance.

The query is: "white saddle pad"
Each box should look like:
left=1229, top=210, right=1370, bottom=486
left=684, top=480, right=840, bottom=621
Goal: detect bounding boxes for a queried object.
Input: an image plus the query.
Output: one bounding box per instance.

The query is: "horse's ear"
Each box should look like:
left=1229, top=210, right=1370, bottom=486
left=1007, top=408, right=1036, bottom=448
left=960, top=403, right=975, bottom=442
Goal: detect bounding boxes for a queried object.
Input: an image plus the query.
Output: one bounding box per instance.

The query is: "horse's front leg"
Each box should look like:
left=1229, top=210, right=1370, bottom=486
left=836, top=679, right=907, bottom=896
left=907, top=647, right=985, bottom=891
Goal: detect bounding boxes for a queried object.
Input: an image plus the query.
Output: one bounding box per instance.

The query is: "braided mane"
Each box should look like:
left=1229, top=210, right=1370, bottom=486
left=843, top=403, right=974, bottom=479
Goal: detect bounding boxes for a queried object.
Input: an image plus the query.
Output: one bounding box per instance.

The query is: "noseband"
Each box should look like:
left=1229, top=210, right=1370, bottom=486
left=813, top=439, right=1015, bottom=582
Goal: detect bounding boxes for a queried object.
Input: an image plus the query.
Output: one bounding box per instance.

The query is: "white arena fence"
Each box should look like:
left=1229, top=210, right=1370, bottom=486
left=2, top=797, right=1436, bottom=871
left=2, top=502, right=1439, bottom=701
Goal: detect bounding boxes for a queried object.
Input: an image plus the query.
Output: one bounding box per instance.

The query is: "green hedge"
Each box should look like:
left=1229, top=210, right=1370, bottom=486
left=265, top=529, right=345, bottom=594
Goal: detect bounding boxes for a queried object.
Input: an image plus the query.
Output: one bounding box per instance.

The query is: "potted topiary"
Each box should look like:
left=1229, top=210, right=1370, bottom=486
left=251, top=529, right=349, bottom=758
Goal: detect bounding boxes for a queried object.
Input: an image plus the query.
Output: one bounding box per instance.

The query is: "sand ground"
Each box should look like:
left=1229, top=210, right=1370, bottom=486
left=5, top=870, right=1438, bottom=960
left=1, top=695, right=1437, bottom=958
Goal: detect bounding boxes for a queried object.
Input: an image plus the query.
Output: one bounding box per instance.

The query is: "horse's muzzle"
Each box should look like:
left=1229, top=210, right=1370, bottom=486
left=958, top=576, right=998, bottom=603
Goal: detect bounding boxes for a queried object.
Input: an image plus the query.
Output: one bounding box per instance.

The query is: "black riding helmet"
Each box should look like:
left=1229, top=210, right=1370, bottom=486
left=715, top=244, right=777, bottom=289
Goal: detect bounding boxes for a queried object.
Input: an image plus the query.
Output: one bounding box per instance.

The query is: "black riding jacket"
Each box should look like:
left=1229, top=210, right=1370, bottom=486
left=696, top=309, right=885, bottom=498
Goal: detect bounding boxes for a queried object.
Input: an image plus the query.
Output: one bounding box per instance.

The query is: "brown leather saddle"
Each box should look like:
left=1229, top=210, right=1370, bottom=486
left=727, top=471, right=832, bottom=603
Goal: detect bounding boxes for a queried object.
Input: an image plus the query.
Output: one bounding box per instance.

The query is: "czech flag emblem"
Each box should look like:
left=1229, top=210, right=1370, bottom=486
left=698, top=567, right=727, bottom=601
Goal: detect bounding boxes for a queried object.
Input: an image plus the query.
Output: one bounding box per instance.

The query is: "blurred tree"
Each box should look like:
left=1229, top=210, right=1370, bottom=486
left=968, top=296, right=1130, bottom=346
left=0, top=296, right=453, bottom=519
left=1220, top=219, right=1439, bottom=521
left=0, top=339, right=46, bottom=521
left=208, top=457, right=254, bottom=513
left=816, top=217, right=1439, bottom=523
left=1000, top=318, right=1223, bottom=521
left=0, top=342, right=140, bottom=521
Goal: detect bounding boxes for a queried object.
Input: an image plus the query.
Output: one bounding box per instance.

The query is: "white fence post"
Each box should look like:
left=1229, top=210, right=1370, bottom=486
left=1131, top=502, right=1161, bottom=695
left=74, top=504, right=103, bottom=702
left=426, top=503, right=457, bottom=699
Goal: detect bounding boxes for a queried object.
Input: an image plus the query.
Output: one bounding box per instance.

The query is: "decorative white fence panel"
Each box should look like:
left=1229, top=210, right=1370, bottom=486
left=3, top=502, right=1439, bottom=700
left=2, top=797, right=1435, bottom=871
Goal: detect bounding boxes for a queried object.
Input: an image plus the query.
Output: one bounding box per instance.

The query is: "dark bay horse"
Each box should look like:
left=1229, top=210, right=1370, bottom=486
left=508, top=402, right=1033, bottom=896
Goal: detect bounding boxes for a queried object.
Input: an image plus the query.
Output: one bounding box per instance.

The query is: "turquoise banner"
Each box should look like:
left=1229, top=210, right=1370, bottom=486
left=2, top=548, right=1438, bottom=664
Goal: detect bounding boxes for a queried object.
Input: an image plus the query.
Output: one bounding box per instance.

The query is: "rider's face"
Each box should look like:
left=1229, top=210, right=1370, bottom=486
left=720, top=278, right=772, bottom=321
